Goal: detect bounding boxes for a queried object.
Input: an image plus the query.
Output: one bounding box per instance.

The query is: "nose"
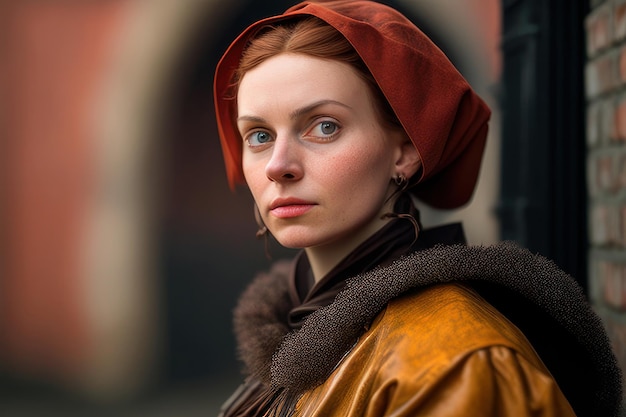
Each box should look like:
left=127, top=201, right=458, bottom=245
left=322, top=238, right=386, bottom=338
left=265, top=136, right=303, bottom=182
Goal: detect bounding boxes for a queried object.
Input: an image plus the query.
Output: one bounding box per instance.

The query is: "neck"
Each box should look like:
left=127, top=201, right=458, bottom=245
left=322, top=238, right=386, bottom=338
left=305, top=216, right=391, bottom=282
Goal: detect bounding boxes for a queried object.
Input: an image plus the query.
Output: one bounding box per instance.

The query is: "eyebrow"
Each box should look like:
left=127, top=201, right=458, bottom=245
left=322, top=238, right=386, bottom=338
left=289, top=99, right=352, bottom=119
left=237, top=99, right=352, bottom=124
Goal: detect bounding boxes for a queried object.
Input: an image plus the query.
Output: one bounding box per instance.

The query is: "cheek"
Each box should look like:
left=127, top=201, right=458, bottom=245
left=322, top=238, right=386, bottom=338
left=324, top=146, right=391, bottom=194
left=242, top=157, right=265, bottom=196
left=346, top=139, right=392, bottom=176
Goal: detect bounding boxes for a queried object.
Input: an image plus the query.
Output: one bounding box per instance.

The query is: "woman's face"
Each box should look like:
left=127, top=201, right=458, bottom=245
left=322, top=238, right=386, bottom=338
left=237, top=53, right=407, bottom=252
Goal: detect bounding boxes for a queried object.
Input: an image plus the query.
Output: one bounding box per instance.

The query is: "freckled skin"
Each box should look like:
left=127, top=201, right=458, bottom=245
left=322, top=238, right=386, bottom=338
left=237, top=53, right=410, bottom=278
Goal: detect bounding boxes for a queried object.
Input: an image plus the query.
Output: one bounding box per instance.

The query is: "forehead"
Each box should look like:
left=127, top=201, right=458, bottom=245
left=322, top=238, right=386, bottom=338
left=236, top=53, right=371, bottom=114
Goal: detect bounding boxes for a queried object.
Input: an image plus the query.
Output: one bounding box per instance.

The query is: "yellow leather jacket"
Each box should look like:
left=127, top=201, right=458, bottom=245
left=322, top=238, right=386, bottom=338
left=296, top=283, right=575, bottom=416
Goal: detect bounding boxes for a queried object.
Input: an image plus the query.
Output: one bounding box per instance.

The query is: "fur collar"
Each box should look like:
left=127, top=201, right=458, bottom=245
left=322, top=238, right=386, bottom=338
left=233, top=242, right=622, bottom=416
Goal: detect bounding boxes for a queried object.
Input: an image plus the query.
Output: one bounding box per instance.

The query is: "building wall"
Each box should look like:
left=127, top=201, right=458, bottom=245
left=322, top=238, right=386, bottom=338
left=585, top=0, right=626, bottom=382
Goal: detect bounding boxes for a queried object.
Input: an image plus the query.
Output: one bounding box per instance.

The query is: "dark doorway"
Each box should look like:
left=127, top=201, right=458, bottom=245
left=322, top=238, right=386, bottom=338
left=498, top=0, right=590, bottom=291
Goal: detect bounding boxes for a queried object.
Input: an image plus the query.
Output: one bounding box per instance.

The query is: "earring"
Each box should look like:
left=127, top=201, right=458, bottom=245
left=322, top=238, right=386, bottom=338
left=394, top=173, right=407, bottom=187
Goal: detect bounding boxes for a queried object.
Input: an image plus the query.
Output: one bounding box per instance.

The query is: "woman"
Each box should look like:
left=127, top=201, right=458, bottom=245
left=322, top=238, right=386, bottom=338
left=213, top=1, right=622, bottom=416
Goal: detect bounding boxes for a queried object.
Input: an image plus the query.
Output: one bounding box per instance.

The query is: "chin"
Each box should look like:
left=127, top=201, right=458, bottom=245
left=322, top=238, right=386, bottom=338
left=271, top=229, right=319, bottom=250
left=273, top=237, right=310, bottom=250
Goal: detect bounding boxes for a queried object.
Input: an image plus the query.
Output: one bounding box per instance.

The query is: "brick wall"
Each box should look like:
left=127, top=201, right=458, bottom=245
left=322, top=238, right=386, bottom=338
left=586, top=0, right=626, bottom=380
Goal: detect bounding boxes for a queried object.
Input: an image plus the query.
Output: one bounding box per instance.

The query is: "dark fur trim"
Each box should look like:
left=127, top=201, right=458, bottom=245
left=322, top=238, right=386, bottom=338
left=233, top=260, right=293, bottom=383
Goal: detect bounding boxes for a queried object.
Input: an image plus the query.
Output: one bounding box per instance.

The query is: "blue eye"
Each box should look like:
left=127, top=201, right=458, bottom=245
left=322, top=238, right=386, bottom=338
left=307, top=120, right=339, bottom=139
left=320, top=121, right=337, bottom=135
left=246, top=130, right=273, bottom=147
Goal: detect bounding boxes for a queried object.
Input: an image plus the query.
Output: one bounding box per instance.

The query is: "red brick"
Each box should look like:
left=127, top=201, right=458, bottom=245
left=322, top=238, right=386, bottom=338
left=603, top=100, right=616, bottom=145
left=617, top=46, right=626, bottom=85
left=591, top=204, right=621, bottom=245
left=591, top=205, right=611, bottom=245
left=590, top=99, right=616, bottom=146
left=586, top=54, right=615, bottom=98
left=597, top=155, right=616, bottom=192
left=619, top=154, right=626, bottom=188
left=611, top=206, right=621, bottom=245
left=621, top=205, right=626, bottom=245
left=599, top=261, right=626, bottom=309
left=586, top=4, right=612, bottom=56
left=615, top=0, right=626, bottom=41
left=612, top=99, right=626, bottom=140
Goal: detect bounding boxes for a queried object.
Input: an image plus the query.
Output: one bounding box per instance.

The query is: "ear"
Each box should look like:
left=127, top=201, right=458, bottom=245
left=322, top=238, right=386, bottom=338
left=394, top=136, right=422, bottom=179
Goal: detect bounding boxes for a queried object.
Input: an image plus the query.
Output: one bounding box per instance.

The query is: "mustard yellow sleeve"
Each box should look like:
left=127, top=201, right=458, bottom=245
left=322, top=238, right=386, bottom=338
left=367, top=346, right=577, bottom=417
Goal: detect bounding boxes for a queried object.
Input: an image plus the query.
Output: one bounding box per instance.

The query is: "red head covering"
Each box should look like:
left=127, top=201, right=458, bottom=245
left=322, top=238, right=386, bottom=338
left=213, top=0, right=490, bottom=209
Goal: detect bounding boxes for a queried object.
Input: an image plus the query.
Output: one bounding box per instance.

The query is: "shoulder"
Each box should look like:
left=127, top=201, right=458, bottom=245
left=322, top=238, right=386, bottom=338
left=369, top=283, right=548, bottom=373
left=296, top=283, right=576, bottom=416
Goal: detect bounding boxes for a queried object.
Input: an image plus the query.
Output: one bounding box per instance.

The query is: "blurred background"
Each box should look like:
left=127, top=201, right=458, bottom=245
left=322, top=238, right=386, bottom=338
left=3, top=0, right=622, bottom=416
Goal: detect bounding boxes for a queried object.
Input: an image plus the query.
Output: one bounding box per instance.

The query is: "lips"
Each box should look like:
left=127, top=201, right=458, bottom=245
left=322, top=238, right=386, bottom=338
left=269, top=198, right=316, bottom=219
